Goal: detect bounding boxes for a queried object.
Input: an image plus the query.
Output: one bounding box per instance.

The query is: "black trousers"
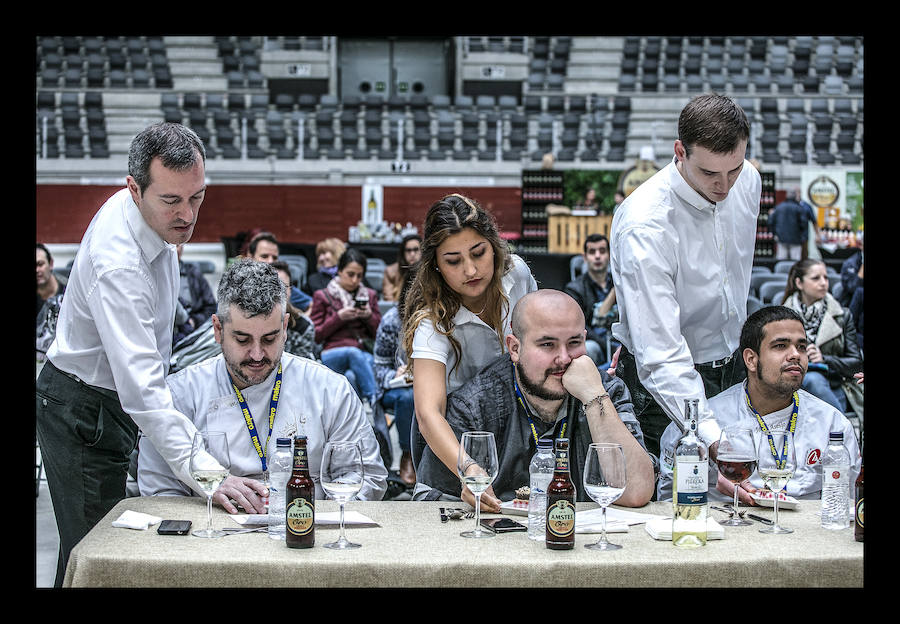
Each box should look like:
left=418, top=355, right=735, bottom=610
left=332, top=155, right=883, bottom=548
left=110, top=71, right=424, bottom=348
left=35, top=361, right=138, bottom=587
left=617, top=346, right=747, bottom=469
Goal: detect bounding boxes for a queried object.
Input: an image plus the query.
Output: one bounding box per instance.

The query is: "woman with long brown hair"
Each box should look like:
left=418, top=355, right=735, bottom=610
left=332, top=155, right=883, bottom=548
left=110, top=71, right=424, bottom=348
left=781, top=258, right=863, bottom=419
left=402, top=193, right=537, bottom=502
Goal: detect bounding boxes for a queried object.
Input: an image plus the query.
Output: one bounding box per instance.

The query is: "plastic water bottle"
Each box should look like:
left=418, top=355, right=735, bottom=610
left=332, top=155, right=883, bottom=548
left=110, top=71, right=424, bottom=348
left=267, top=438, right=294, bottom=540
left=821, top=431, right=851, bottom=530
left=527, top=439, right=555, bottom=541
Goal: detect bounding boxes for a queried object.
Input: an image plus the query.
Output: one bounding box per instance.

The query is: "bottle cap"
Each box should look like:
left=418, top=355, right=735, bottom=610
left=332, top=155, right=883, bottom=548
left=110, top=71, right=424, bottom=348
left=829, top=431, right=844, bottom=442
left=276, top=438, right=292, bottom=446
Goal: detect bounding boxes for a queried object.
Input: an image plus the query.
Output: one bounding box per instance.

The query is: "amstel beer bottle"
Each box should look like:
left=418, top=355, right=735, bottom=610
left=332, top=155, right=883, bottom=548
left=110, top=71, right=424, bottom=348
left=545, top=438, right=576, bottom=550
left=285, top=435, right=315, bottom=549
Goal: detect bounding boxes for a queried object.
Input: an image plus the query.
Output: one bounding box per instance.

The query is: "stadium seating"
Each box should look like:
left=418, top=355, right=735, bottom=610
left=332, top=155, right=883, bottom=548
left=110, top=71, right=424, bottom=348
left=36, top=36, right=863, bottom=168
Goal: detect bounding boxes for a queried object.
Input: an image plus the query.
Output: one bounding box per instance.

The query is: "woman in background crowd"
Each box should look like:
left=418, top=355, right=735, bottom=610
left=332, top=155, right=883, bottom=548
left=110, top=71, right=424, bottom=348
left=307, top=237, right=347, bottom=294
left=382, top=234, right=422, bottom=302
left=781, top=258, right=864, bottom=419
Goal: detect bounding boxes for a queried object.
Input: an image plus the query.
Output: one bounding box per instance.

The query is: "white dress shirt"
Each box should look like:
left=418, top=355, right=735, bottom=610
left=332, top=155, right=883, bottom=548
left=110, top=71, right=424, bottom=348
left=47, top=188, right=201, bottom=489
left=610, top=157, right=761, bottom=444
left=656, top=382, right=860, bottom=502
left=411, top=253, right=538, bottom=393
left=138, top=353, right=388, bottom=501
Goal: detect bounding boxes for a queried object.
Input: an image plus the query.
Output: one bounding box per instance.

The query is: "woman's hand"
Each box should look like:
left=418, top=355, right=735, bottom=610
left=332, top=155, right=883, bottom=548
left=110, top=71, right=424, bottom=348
left=807, top=343, right=824, bottom=363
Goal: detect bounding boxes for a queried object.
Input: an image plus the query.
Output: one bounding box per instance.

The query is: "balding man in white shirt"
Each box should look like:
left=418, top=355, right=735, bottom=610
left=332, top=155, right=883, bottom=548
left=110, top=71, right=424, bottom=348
left=610, top=94, right=762, bottom=469
left=36, top=122, right=208, bottom=586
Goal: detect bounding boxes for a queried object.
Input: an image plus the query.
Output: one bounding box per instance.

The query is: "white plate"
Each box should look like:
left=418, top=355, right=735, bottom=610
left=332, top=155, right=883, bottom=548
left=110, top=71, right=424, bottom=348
left=499, top=499, right=530, bottom=516
left=750, top=490, right=799, bottom=510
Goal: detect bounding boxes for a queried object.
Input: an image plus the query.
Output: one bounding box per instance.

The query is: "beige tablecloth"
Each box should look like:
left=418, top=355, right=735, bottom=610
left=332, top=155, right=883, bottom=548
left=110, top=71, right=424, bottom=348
left=63, top=496, right=863, bottom=588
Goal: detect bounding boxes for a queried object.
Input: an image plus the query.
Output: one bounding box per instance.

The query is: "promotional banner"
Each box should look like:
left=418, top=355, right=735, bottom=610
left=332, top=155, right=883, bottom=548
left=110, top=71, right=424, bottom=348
left=800, top=168, right=863, bottom=230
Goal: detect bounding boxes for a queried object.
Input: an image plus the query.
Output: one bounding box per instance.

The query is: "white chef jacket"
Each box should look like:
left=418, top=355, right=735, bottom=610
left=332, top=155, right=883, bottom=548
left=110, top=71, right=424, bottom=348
left=610, top=156, right=761, bottom=445
left=138, top=353, right=388, bottom=501
left=411, top=253, right=538, bottom=394
left=657, top=382, right=861, bottom=502
left=47, top=188, right=202, bottom=490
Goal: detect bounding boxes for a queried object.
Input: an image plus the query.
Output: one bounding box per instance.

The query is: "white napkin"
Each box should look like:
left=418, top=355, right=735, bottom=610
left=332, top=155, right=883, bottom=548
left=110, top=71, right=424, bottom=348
left=112, top=510, right=163, bottom=530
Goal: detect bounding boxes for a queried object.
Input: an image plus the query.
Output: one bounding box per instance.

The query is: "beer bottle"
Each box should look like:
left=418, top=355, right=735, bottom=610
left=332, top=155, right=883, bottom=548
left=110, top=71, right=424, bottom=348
left=545, top=438, right=576, bottom=550
left=285, top=435, right=315, bottom=549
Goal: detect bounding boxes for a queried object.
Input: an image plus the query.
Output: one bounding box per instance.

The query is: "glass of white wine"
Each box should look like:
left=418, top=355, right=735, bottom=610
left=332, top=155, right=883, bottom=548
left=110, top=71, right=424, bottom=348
left=715, top=426, right=758, bottom=526
left=755, top=428, right=796, bottom=534
left=321, top=440, right=365, bottom=550
left=190, top=431, right=231, bottom=538
left=457, top=431, right=498, bottom=538
left=583, top=443, right=627, bottom=551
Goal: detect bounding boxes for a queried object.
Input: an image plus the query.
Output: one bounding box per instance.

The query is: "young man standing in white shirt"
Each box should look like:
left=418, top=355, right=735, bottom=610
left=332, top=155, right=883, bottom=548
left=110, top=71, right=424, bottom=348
left=610, top=94, right=762, bottom=468
left=36, top=122, right=207, bottom=586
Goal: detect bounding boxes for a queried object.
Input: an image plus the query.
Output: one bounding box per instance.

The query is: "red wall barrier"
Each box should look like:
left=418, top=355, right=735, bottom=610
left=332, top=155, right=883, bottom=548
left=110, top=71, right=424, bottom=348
left=36, top=184, right=524, bottom=245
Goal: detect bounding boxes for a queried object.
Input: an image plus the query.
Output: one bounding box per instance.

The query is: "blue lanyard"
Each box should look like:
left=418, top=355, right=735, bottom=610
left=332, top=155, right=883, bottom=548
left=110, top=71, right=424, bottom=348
left=229, top=363, right=282, bottom=472
left=743, top=385, right=798, bottom=472
left=513, top=366, right=567, bottom=448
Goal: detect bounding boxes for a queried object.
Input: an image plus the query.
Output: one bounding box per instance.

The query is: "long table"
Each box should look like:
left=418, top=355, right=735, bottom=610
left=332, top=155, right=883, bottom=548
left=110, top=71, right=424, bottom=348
left=63, top=496, right=863, bottom=588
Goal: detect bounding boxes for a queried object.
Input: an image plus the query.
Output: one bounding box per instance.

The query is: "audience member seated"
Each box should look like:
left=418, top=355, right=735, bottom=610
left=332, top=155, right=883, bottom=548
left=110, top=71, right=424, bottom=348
left=564, top=233, right=619, bottom=366
left=381, top=234, right=421, bottom=302
left=248, top=231, right=311, bottom=313
left=173, top=244, right=217, bottom=345
left=657, top=306, right=860, bottom=503
left=36, top=243, right=66, bottom=319
left=138, top=259, right=388, bottom=507
left=415, top=290, right=657, bottom=511
left=272, top=261, right=317, bottom=361
left=36, top=243, right=67, bottom=359
left=373, top=272, right=416, bottom=485
left=781, top=259, right=863, bottom=419
left=307, top=237, right=347, bottom=294
left=308, top=248, right=384, bottom=435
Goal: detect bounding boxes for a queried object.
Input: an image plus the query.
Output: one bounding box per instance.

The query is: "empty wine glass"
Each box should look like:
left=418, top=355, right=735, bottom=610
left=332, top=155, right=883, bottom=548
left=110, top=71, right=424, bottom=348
left=756, top=428, right=797, bottom=534
left=189, top=431, right=231, bottom=538
left=321, top=441, right=365, bottom=550
left=457, top=431, right=499, bottom=538
left=582, top=443, right=627, bottom=551
left=715, top=427, right=758, bottom=526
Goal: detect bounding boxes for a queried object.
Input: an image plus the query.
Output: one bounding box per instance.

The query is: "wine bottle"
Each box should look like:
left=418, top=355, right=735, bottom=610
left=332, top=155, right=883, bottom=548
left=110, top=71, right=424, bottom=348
left=672, top=399, right=708, bottom=548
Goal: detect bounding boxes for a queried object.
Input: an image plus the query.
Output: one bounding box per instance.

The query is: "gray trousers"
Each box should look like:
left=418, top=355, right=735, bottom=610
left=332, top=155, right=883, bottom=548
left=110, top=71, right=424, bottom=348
left=35, top=361, right=138, bottom=587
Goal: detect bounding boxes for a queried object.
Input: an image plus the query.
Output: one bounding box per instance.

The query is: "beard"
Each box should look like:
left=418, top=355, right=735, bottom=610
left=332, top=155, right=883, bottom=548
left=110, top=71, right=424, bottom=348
left=755, top=362, right=804, bottom=397
left=224, top=349, right=282, bottom=389
left=516, top=363, right=568, bottom=402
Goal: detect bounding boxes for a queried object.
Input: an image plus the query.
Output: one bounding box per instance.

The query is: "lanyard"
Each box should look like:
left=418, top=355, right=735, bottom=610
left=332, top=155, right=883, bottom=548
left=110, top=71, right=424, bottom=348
left=743, top=385, right=798, bottom=471
left=513, top=367, right=567, bottom=448
left=229, top=363, right=282, bottom=472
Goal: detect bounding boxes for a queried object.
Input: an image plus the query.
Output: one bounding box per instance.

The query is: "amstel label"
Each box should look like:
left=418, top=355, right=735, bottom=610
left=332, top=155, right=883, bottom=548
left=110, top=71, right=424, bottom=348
left=286, top=497, right=315, bottom=536
left=546, top=499, right=575, bottom=538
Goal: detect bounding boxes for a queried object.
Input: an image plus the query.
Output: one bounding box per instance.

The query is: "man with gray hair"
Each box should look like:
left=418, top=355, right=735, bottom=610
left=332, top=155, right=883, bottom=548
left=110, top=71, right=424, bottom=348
left=138, top=260, right=388, bottom=507
left=36, top=122, right=208, bottom=586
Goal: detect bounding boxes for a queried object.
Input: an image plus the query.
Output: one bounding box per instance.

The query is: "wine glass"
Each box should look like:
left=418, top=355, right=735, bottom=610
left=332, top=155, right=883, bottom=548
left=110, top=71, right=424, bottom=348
left=715, top=427, right=758, bottom=526
left=755, top=428, right=797, bottom=534
left=189, top=431, right=231, bottom=538
left=582, top=443, right=627, bottom=551
left=457, top=431, right=499, bottom=538
left=321, top=441, right=365, bottom=550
